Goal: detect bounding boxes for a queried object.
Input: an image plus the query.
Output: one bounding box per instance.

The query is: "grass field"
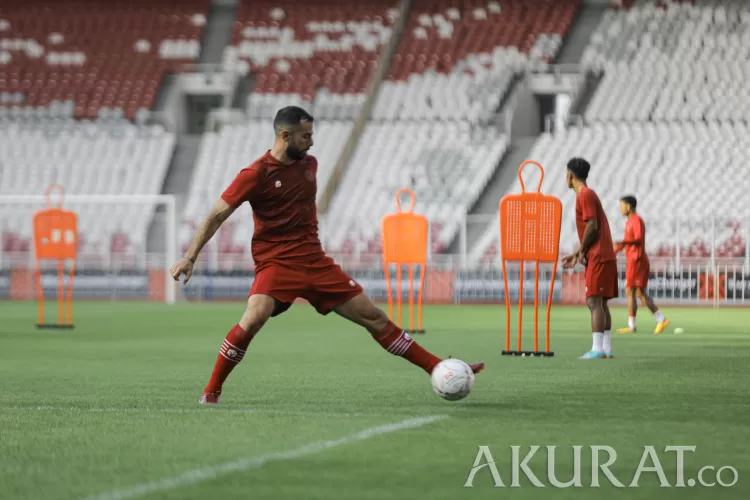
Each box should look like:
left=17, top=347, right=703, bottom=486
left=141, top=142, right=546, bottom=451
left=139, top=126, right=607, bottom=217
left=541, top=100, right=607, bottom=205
left=1, top=300, right=749, bottom=500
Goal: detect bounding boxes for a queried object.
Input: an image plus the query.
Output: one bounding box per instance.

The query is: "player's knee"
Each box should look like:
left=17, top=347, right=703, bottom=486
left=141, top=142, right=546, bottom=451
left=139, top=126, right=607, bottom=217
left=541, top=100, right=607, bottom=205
left=239, top=295, right=275, bottom=332
left=586, top=297, right=602, bottom=312
left=361, top=301, right=388, bottom=327
left=356, top=298, right=389, bottom=333
left=240, top=311, right=268, bottom=333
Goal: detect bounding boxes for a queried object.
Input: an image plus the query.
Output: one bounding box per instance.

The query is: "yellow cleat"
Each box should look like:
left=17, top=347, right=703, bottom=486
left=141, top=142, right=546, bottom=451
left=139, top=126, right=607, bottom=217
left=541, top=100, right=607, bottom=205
left=654, top=319, right=670, bottom=335
left=616, top=327, right=635, bottom=334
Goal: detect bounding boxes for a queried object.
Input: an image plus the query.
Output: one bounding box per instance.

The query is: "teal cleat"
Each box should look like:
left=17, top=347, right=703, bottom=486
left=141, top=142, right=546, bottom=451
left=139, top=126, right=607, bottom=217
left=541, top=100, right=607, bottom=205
left=579, top=350, right=606, bottom=360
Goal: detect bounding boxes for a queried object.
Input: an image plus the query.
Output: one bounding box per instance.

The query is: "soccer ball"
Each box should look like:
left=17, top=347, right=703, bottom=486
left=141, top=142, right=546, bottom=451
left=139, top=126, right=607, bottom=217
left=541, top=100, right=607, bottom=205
left=430, top=359, right=475, bottom=401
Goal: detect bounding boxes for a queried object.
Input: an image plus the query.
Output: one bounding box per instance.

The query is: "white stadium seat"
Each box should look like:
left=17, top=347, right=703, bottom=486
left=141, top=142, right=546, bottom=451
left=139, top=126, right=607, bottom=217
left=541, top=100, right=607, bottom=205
left=471, top=0, right=750, bottom=266
left=470, top=122, right=750, bottom=265
left=325, top=121, right=509, bottom=254
left=0, top=122, right=174, bottom=259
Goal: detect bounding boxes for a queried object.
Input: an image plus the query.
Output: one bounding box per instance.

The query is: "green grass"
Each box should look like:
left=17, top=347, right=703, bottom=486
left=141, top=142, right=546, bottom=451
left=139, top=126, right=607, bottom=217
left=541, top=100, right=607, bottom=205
left=0, top=301, right=749, bottom=500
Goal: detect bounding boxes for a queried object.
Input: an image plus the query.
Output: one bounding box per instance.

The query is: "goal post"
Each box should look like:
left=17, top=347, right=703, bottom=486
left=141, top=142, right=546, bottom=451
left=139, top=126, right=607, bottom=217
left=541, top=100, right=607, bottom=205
left=0, top=193, right=177, bottom=305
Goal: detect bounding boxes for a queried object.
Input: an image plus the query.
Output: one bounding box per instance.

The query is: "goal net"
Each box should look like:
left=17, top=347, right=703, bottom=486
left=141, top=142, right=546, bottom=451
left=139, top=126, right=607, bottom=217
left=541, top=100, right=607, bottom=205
left=0, top=193, right=177, bottom=304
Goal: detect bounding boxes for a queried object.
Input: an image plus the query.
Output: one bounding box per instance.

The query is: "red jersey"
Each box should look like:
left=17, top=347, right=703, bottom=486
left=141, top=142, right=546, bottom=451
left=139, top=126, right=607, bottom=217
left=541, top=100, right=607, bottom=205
left=616, top=213, right=648, bottom=264
left=575, top=186, right=616, bottom=263
left=220, top=151, right=325, bottom=269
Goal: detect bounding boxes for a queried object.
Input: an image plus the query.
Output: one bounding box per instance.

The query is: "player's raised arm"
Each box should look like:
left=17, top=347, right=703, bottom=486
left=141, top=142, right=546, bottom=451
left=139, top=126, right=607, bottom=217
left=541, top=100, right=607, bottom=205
left=170, top=198, right=236, bottom=284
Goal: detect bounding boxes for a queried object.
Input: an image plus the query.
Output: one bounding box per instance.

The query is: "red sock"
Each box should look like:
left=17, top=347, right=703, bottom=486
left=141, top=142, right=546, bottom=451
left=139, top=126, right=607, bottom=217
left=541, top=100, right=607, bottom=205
left=374, top=321, right=441, bottom=374
left=204, top=324, right=255, bottom=394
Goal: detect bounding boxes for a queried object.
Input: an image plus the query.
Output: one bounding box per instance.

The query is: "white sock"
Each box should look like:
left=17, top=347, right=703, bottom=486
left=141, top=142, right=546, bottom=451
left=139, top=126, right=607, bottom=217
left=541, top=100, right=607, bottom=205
left=603, top=330, right=612, bottom=353
left=654, top=310, right=665, bottom=323
left=628, top=316, right=636, bottom=330
left=592, top=332, right=604, bottom=352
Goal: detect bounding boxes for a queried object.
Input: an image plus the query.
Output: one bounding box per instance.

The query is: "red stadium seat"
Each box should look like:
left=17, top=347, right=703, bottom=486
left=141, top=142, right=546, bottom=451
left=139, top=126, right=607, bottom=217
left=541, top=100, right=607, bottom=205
left=0, top=0, right=209, bottom=120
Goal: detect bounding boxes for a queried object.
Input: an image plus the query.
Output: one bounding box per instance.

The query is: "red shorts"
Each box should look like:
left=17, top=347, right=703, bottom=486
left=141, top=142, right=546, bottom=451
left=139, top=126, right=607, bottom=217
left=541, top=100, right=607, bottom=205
left=585, top=259, right=619, bottom=299
left=250, top=256, right=363, bottom=316
left=625, top=259, right=650, bottom=289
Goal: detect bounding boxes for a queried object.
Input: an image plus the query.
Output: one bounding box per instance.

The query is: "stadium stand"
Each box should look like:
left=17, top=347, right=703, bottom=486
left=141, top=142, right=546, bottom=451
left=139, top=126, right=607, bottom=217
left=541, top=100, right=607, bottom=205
left=200, top=0, right=400, bottom=267
left=471, top=0, right=750, bottom=265
left=223, top=0, right=398, bottom=120
left=0, top=0, right=204, bottom=265
left=582, top=0, right=750, bottom=123
left=6, top=0, right=744, bottom=275
left=324, top=0, right=580, bottom=258
left=188, top=0, right=394, bottom=267
left=470, top=122, right=750, bottom=264
left=0, top=0, right=210, bottom=120
left=0, top=122, right=175, bottom=264
left=326, top=122, right=508, bottom=257
left=373, top=0, right=579, bottom=122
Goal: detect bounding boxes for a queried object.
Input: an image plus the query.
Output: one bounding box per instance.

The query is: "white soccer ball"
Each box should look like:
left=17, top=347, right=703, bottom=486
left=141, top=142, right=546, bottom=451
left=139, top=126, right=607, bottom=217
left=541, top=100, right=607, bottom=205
left=430, top=359, right=475, bottom=401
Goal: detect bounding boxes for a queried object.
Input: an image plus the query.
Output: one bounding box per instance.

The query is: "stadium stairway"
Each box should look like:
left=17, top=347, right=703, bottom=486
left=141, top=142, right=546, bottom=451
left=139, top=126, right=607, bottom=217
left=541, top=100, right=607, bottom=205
left=146, top=1, right=242, bottom=256
left=197, top=0, right=238, bottom=65
left=317, top=0, right=413, bottom=214
left=567, top=72, right=602, bottom=118
left=146, top=135, right=202, bottom=255
left=146, top=0, right=244, bottom=253
left=445, top=137, right=537, bottom=255
left=446, top=2, right=605, bottom=258
left=554, top=2, right=607, bottom=64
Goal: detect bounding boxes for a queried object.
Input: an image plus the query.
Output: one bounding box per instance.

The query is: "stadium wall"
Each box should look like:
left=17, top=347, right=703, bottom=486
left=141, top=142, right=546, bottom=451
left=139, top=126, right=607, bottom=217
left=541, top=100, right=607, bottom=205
left=2, top=258, right=748, bottom=307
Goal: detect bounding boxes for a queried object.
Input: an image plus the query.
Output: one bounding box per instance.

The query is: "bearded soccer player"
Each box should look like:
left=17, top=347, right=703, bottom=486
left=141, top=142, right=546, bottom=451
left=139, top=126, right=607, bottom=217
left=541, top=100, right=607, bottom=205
left=170, top=106, right=484, bottom=404
left=614, top=195, right=669, bottom=335
left=562, top=158, right=618, bottom=359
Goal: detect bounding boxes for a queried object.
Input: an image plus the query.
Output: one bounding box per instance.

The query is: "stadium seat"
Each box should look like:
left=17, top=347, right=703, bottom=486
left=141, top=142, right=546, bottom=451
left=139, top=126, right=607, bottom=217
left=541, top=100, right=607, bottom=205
left=0, top=122, right=175, bottom=261
left=225, top=0, right=397, bottom=120
left=373, top=0, right=580, bottom=122
left=469, top=0, right=749, bottom=266
left=325, top=121, right=509, bottom=256
left=469, top=122, right=750, bottom=265
left=327, top=0, right=580, bottom=256
left=0, top=0, right=209, bottom=120
left=583, top=0, right=750, bottom=124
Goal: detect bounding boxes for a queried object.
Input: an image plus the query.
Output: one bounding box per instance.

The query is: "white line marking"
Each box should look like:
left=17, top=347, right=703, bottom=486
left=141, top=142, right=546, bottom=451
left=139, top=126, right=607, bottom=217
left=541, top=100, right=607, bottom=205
left=84, top=415, right=447, bottom=500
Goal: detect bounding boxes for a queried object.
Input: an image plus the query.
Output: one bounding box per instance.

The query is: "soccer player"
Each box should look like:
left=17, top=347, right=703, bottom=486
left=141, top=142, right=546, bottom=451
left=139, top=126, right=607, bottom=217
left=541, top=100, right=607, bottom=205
left=170, top=106, right=484, bottom=404
left=561, top=158, right=618, bottom=359
left=613, top=195, right=669, bottom=335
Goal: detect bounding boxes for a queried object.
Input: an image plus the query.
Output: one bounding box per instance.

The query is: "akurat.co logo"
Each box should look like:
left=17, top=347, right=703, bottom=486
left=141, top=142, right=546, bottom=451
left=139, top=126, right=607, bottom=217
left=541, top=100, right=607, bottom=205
left=464, top=446, right=738, bottom=488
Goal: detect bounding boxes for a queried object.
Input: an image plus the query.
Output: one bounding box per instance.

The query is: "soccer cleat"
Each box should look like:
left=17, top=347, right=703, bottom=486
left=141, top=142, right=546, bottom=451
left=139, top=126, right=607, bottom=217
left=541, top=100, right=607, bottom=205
left=654, top=319, right=670, bottom=335
left=199, top=392, right=220, bottom=405
left=603, top=352, right=615, bottom=359
left=578, top=350, right=606, bottom=360
left=469, top=362, right=485, bottom=374
left=616, top=327, right=636, bottom=334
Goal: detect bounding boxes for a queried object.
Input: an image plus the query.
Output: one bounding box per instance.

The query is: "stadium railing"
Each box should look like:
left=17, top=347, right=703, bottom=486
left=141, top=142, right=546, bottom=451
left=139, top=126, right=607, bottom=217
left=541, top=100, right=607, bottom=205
left=2, top=253, right=745, bottom=307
